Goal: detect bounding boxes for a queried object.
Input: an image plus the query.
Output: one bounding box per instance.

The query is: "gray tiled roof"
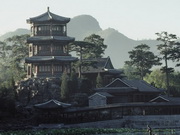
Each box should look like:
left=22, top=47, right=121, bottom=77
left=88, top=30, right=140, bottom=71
left=123, top=79, right=162, bottom=93
left=81, top=57, right=122, bottom=74
left=96, top=87, right=138, bottom=93
left=27, top=36, right=75, bottom=43
left=34, top=99, right=71, bottom=109
left=89, top=92, right=114, bottom=99
left=25, top=56, right=78, bottom=63
left=27, top=9, right=70, bottom=24
left=95, top=78, right=162, bottom=93
left=151, top=95, right=180, bottom=103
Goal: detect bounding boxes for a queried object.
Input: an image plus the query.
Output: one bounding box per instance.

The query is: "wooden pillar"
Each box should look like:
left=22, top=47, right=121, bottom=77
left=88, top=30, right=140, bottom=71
left=51, top=63, right=54, bottom=77
left=50, top=43, right=53, bottom=55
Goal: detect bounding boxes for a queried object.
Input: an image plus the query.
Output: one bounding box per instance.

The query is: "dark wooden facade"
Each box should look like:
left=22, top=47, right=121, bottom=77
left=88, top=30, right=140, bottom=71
left=81, top=57, right=124, bottom=87
left=89, top=78, right=163, bottom=106
left=25, top=8, right=77, bottom=78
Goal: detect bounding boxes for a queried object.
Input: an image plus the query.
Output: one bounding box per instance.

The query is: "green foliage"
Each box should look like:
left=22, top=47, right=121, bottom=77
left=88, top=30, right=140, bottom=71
left=69, top=34, right=107, bottom=78
left=170, top=42, right=180, bottom=66
left=60, top=71, right=69, bottom=100
left=125, top=44, right=161, bottom=80
left=144, top=69, right=180, bottom=96
left=156, top=31, right=178, bottom=95
left=83, top=34, right=107, bottom=58
left=0, top=77, right=16, bottom=114
left=68, top=70, right=79, bottom=93
left=79, top=78, right=92, bottom=93
left=122, top=64, right=141, bottom=80
left=96, top=73, right=103, bottom=88
left=0, top=34, right=29, bottom=83
left=144, top=69, right=166, bottom=89
left=156, top=31, right=177, bottom=61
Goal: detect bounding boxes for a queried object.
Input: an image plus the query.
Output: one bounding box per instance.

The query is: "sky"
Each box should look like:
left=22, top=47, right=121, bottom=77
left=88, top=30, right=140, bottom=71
left=0, top=0, right=180, bottom=40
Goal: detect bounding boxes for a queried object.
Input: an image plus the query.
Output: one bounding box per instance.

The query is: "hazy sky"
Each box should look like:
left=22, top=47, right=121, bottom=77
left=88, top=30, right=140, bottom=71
left=0, top=0, right=180, bottom=40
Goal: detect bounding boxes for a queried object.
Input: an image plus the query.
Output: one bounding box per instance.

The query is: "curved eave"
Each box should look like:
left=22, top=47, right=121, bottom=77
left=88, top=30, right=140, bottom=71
left=27, top=36, right=75, bottom=43
left=95, top=87, right=138, bottom=93
left=27, top=11, right=70, bottom=24
left=25, top=56, right=78, bottom=63
left=104, top=68, right=123, bottom=74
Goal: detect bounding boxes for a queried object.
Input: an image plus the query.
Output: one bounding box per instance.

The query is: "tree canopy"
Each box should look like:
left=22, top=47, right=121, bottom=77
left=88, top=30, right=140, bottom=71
left=156, top=31, right=178, bottom=96
left=69, top=34, right=107, bottom=78
left=125, top=44, right=161, bottom=80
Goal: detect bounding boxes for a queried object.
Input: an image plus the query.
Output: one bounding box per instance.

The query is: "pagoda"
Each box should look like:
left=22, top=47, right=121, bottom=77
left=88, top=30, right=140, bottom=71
left=25, top=7, right=78, bottom=78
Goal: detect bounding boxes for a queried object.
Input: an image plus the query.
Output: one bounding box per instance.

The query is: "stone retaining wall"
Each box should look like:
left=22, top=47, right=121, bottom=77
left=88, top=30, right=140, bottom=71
left=64, top=115, right=180, bottom=129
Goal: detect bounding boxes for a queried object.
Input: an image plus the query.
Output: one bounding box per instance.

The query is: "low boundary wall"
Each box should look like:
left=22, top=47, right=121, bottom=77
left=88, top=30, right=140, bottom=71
left=64, top=115, right=180, bottom=129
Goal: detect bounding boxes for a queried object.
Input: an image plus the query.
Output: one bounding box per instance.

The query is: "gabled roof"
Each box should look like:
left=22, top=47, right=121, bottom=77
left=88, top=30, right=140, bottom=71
left=122, top=79, right=162, bottom=93
left=81, top=57, right=122, bottom=74
left=95, top=78, right=162, bottom=93
left=34, top=99, right=71, bottom=109
left=25, top=56, right=78, bottom=63
left=149, top=96, right=169, bottom=102
left=27, top=7, right=70, bottom=24
left=105, top=78, right=131, bottom=87
left=150, top=95, right=180, bottom=103
left=27, top=36, right=75, bottom=43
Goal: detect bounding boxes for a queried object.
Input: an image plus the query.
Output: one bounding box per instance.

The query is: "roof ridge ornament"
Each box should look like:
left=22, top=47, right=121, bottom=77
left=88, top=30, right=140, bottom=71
left=47, top=7, right=50, bottom=12
left=47, top=7, right=52, bottom=19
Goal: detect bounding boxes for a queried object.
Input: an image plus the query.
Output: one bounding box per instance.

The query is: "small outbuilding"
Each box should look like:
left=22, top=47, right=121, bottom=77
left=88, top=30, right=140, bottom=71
left=88, top=92, right=113, bottom=107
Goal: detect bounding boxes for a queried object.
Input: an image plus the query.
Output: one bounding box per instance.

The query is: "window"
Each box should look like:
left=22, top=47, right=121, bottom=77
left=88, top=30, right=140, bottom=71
left=54, top=65, right=62, bottom=72
left=39, top=65, right=51, bottom=72
left=52, top=25, right=63, bottom=36
left=35, top=25, right=50, bottom=36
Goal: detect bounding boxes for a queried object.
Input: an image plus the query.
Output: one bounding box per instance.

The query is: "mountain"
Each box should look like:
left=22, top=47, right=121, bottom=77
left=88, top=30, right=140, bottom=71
left=0, top=28, right=30, bottom=41
left=67, top=15, right=102, bottom=40
left=0, top=15, right=177, bottom=69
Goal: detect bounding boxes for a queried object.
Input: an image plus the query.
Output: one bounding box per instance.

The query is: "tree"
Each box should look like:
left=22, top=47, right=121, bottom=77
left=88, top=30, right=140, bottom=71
left=125, top=44, right=161, bottom=80
left=83, top=34, right=107, bottom=58
left=60, top=71, right=69, bottom=101
left=96, top=73, right=103, bottom=88
left=156, top=31, right=177, bottom=96
left=144, top=69, right=166, bottom=89
left=170, top=42, right=180, bottom=66
left=69, top=69, right=79, bottom=93
left=69, top=34, right=107, bottom=78
left=144, top=69, right=180, bottom=96
left=4, top=34, right=29, bottom=81
left=122, top=64, right=141, bottom=80
left=69, top=41, right=95, bottom=78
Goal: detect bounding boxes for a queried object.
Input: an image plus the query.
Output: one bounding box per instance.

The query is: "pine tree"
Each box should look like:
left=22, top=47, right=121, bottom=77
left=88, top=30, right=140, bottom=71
left=156, top=31, right=177, bottom=96
left=61, top=71, right=69, bottom=100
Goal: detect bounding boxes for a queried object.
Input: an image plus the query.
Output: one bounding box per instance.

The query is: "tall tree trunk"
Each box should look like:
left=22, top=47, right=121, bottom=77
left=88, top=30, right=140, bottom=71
left=79, top=47, right=82, bottom=78
left=165, top=54, right=170, bottom=97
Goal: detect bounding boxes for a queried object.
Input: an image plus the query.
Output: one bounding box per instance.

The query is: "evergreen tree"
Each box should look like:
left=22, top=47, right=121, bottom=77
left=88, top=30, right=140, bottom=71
left=96, top=73, right=103, bottom=88
left=69, top=34, right=107, bottom=78
left=156, top=31, right=177, bottom=96
left=125, top=44, right=161, bottom=80
left=60, top=71, right=69, bottom=100
left=69, top=70, right=79, bottom=93
left=83, top=34, right=107, bottom=58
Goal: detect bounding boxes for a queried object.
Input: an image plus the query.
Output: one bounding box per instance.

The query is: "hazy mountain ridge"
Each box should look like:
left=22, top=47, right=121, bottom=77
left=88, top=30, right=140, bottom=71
left=0, top=15, right=174, bottom=68
left=0, top=28, right=30, bottom=41
left=67, top=15, right=102, bottom=40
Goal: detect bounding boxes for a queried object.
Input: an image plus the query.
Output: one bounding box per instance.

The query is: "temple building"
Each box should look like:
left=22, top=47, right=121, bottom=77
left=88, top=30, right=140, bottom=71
left=25, top=7, right=78, bottom=78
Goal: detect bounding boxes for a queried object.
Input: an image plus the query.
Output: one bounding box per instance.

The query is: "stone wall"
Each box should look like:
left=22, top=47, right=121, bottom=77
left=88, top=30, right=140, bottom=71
left=16, top=78, right=61, bottom=106
left=65, top=115, right=180, bottom=129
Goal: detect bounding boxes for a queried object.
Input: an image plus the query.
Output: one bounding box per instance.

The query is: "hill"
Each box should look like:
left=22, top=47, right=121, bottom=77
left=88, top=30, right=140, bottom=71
left=67, top=15, right=102, bottom=40
left=0, top=15, right=176, bottom=69
left=0, top=28, right=30, bottom=41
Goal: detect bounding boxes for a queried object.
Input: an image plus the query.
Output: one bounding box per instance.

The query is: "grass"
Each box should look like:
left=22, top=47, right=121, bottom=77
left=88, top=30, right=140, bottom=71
left=0, top=128, right=177, bottom=135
